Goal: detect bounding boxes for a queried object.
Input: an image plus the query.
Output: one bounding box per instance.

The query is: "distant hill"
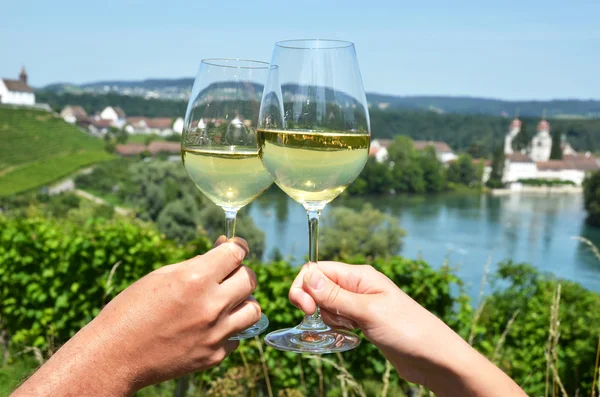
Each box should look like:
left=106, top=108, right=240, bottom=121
left=42, top=78, right=600, bottom=118
left=34, top=90, right=600, bottom=155
left=0, top=107, right=112, bottom=196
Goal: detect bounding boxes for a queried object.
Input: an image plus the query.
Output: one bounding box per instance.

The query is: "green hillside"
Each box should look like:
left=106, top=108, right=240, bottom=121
left=0, top=107, right=112, bottom=196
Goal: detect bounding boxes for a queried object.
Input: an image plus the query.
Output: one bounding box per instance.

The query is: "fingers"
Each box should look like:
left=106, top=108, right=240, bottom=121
left=321, top=309, right=358, bottom=330
left=315, top=262, right=384, bottom=294
left=289, top=264, right=317, bottom=315
left=219, top=265, right=257, bottom=310
left=186, top=237, right=250, bottom=281
left=302, top=263, right=365, bottom=321
left=213, top=235, right=229, bottom=248
left=225, top=297, right=262, bottom=337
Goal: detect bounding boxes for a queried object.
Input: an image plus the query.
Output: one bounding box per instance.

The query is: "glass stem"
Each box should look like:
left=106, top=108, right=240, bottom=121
left=307, top=209, right=322, bottom=322
left=225, top=209, right=238, bottom=238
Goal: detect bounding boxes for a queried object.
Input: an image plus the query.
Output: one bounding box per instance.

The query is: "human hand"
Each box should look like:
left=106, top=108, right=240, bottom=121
left=289, top=261, right=457, bottom=385
left=289, top=262, right=527, bottom=396
left=13, top=236, right=261, bottom=397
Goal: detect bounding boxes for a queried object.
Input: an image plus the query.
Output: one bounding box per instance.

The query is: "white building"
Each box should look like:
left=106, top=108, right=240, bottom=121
left=0, top=67, right=35, bottom=106
left=172, top=117, right=184, bottom=134
left=530, top=120, right=552, bottom=162
left=125, top=117, right=174, bottom=136
left=99, top=106, right=127, bottom=128
left=370, top=139, right=458, bottom=164
left=504, top=152, right=538, bottom=182
left=413, top=141, right=458, bottom=163
left=502, top=118, right=600, bottom=186
left=60, top=106, right=88, bottom=124
left=504, top=118, right=521, bottom=155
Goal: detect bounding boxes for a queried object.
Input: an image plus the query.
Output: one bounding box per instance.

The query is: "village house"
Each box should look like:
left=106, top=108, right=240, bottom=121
left=124, top=117, right=178, bottom=136
left=0, top=67, right=35, bottom=106
left=60, top=106, right=88, bottom=124
left=115, top=141, right=181, bottom=157
left=98, top=106, right=127, bottom=128
left=370, top=139, right=458, bottom=164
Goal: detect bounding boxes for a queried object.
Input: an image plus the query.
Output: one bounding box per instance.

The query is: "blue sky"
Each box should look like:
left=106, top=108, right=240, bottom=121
left=2, top=0, right=599, bottom=100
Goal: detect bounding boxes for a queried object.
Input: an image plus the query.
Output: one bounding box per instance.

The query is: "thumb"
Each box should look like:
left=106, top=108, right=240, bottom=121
left=303, top=264, right=364, bottom=321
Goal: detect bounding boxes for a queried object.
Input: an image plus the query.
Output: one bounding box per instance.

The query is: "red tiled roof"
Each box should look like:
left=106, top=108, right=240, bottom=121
left=114, top=107, right=126, bottom=118
left=115, top=144, right=147, bottom=156
left=374, top=139, right=393, bottom=148
left=91, top=119, right=113, bottom=128
left=507, top=152, right=533, bottom=163
left=538, top=154, right=600, bottom=171
left=146, top=118, right=173, bottom=129
left=127, top=117, right=148, bottom=124
left=413, top=140, right=453, bottom=153
left=148, top=141, right=180, bottom=154
left=2, top=78, right=34, bottom=93
left=62, top=105, right=87, bottom=119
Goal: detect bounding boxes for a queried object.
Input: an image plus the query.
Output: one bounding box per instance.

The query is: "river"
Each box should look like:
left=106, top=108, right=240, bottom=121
left=247, top=192, right=600, bottom=299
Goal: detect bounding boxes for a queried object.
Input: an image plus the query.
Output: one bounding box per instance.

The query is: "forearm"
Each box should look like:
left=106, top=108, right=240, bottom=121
left=12, top=321, right=137, bottom=397
left=428, top=345, right=527, bottom=397
left=375, top=316, right=526, bottom=397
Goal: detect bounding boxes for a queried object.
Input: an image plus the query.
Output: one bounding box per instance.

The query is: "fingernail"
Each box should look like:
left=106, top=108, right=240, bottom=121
left=229, top=237, right=250, bottom=256
left=305, top=268, right=325, bottom=291
left=213, top=235, right=228, bottom=248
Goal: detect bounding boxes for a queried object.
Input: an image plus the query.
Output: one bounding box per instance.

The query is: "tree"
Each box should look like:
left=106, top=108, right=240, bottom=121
left=388, top=136, right=425, bottom=193
left=487, top=148, right=505, bottom=188
left=349, top=157, right=394, bottom=195
left=550, top=128, right=563, bottom=160
left=419, top=146, right=446, bottom=192
left=447, top=154, right=477, bottom=186
left=583, top=171, right=600, bottom=227
left=320, top=203, right=406, bottom=260
left=513, top=121, right=531, bottom=152
left=467, top=142, right=488, bottom=159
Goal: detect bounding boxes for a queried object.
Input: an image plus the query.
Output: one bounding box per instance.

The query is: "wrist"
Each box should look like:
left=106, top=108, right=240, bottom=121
left=12, top=320, right=139, bottom=397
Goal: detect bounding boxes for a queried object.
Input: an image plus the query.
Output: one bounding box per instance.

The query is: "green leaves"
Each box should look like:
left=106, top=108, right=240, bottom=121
left=0, top=215, right=189, bottom=353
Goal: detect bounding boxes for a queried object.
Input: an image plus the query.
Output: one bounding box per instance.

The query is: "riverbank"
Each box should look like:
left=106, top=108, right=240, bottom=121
left=491, top=185, right=582, bottom=195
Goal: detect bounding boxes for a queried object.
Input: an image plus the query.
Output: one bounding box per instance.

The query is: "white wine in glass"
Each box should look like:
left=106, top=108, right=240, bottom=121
left=258, top=40, right=371, bottom=353
left=182, top=58, right=273, bottom=339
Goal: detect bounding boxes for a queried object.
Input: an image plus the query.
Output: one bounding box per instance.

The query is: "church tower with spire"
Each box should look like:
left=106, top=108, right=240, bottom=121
left=19, top=66, right=28, bottom=84
left=530, top=118, right=552, bottom=162
left=504, top=117, right=521, bottom=155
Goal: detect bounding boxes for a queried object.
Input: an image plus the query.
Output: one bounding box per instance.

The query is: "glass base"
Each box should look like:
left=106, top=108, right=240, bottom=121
left=229, top=313, right=269, bottom=340
left=264, top=317, right=360, bottom=353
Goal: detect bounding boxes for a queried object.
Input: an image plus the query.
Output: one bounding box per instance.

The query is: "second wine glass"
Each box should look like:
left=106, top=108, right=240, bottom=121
left=182, top=58, right=273, bottom=340
left=258, top=40, right=371, bottom=353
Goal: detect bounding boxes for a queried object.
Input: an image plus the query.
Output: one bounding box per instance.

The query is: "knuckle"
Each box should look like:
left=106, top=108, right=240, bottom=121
left=360, top=264, right=376, bottom=274
left=203, top=306, right=222, bottom=326
left=211, top=347, right=228, bottom=364
left=324, top=284, right=341, bottom=307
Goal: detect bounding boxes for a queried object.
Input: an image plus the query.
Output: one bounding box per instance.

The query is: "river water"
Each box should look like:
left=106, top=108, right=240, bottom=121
left=247, top=192, right=600, bottom=298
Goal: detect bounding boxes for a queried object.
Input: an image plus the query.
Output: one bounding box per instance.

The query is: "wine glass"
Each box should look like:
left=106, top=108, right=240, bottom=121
left=258, top=40, right=370, bottom=353
left=182, top=58, right=273, bottom=340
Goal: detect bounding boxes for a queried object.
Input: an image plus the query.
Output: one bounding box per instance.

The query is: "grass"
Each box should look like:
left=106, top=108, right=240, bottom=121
left=0, top=151, right=112, bottom=197
left=81, top=187, right=131, bottom=208
left=0, top=359, right=36, bottom=396
left=0, top=107, right=113, bottom=196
